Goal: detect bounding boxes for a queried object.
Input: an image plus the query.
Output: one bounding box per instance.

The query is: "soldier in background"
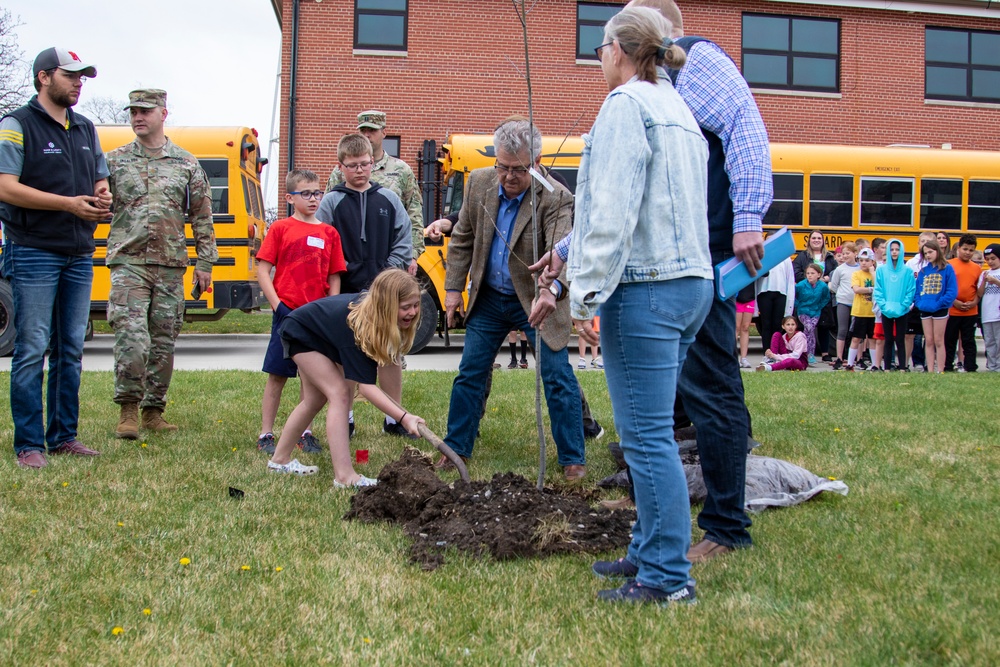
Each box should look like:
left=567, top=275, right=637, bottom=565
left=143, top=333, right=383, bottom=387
left=326, top=110, right=423, bottom=274
left=105, top=89, right=218, bottom=438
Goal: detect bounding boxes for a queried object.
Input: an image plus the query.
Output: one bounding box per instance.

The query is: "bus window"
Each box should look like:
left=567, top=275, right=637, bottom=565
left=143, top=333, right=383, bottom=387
left=861, top=178, right=914, bottom=226
left=443, top=170, right=464, bottom=216
left=551, top=168, right=579, bottom=194
left=968, top=180, right=1000, bottom=232
left=241, top=173, right=261, bottom=220
left=200, top=159, right=229, bottom=215
left=764, top=173, right=803, bottom=227
left=809, top=174, right=853, bottom=227
left=920, top=179, right=962, bottom=230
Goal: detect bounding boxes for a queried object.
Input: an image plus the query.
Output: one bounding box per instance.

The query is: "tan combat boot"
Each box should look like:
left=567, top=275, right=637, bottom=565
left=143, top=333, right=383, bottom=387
left=141, top=407, right=179, bottom=432
left=116, top=403, right=140, bottom=439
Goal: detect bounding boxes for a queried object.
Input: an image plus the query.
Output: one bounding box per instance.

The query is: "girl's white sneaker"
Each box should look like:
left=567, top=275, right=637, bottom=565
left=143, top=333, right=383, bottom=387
left=267, top=458, right=318, bottom=476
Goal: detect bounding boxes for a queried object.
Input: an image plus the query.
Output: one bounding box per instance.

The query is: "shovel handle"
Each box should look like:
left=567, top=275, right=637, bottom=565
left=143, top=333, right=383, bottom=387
left=417, top=423, right=470, bottom=483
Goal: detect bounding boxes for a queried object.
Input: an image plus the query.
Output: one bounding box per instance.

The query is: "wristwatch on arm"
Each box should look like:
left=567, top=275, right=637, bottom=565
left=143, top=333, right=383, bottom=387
left=548, top=280, right=567, bottom=301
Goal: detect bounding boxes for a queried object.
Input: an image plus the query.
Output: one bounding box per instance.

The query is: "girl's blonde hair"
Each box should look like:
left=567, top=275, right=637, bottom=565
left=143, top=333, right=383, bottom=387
left=347, top=269, right=421, bottom=367
left=605, top=6, right=686, bottom=84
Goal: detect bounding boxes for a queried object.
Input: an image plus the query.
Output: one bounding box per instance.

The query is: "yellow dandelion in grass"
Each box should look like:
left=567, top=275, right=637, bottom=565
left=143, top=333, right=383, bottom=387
left=62, top=481, right=69, bottom=488
left=112, top=626, right=124, bottom=636
left=363, top=637, right=372, bottom=644
left=241, top=565, right=251, bottom=571
left=179, top=557, right=191, bottom=566
left=232, top=447, right=238, bottom=452
left=141, top=443, right=148, bottom=449
left=217, top=420, right=223, bottom=424
left=827, top=476, right=838, bottom=481
left=30, top=589, right=38, bottom=595
left=143, top=608, right=152, bottom=616
left=117, top=522, right=124, bottom=527
left=833, top=428, right=841, bottom=433
left=274, top=566, right=283, bottom=572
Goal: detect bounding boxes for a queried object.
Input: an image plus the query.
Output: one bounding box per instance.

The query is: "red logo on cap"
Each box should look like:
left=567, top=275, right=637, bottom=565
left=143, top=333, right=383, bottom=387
left=67, top=51, right=82, bottom=62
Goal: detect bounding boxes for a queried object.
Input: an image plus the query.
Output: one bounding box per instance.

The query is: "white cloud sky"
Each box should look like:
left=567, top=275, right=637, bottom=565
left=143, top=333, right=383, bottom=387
left=7, top=0, right=282, bottom=205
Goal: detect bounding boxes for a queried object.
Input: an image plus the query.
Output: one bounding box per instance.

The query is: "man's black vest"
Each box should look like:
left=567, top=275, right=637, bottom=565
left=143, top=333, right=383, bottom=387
left=2, top=96, right=101, bottom=256
left=665, top=36, right=735, bottom=258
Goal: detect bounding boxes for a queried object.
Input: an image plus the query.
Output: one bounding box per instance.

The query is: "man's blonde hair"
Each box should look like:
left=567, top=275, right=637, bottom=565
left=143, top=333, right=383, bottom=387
left=337, top=133, right=373, bottom=163
left=628, top=0, right=684, bottom=36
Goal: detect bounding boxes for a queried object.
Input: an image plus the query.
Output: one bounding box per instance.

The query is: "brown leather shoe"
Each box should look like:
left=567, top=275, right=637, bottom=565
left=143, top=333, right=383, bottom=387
left=17, top=450, right=48, bottom=468
left=687, top=539, right=733, bottom=564
left=599, top=496, right=634, bottom=511
left=433, top=453, right=468, bottom=471
left=564, top=464, right=586, bottom=481
left=51, top=440, right=101, bottom=456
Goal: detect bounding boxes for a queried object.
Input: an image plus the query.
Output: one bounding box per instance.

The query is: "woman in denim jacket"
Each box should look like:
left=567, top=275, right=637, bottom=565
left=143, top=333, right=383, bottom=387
left=569, top=6, right=713, bottom=607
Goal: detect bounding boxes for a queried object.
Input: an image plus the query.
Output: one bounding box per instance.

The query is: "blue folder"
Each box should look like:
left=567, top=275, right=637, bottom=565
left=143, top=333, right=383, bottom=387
left=714, top=227, right=795, bottom=301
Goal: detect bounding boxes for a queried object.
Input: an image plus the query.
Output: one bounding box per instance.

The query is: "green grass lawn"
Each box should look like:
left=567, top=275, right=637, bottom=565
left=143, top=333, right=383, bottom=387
left=92, top=308, right=274, bottom=335
left=0, top=370, right=997, bottom=665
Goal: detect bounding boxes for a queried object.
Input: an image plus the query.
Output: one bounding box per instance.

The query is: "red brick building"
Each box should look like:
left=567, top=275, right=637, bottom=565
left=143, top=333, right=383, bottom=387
left=269, top=0, right=1000, bottom=184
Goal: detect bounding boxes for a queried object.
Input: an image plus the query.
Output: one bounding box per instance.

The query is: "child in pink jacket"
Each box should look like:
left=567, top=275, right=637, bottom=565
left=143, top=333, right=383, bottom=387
left=757, top=316, right=808, bottom=372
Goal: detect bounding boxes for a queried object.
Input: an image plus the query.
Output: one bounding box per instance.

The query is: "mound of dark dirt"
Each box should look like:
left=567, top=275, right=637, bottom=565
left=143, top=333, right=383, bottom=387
left=345, top=447, right=635, bottom=570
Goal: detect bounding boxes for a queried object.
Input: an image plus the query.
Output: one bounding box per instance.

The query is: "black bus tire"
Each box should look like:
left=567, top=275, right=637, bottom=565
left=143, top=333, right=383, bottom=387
left=0, top=279, right=15, bottom=357
left=409, top=289, right=438, bottom=354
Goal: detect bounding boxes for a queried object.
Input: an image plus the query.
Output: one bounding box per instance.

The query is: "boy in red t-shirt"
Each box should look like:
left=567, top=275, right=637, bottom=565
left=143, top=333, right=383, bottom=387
left=945, top=233, right=983, bottom=372
left=256, top=170, right=347, bottom=453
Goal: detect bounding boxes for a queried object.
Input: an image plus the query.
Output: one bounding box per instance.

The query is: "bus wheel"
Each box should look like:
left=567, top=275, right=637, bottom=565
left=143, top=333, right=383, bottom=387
left=409, top=289, right=438, bottom=354
left=0, top=280, right=15, bottom=357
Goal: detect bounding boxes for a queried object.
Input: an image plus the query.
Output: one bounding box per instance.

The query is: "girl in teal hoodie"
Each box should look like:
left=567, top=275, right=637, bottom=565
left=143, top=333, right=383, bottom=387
left=874, top=238, right=916, bottom=370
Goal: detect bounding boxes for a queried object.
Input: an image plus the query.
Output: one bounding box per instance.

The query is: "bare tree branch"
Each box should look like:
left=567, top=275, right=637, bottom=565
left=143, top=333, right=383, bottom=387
left=0, top=9, right=31, bottom=116
left=80, top=96, right=130, bottom=124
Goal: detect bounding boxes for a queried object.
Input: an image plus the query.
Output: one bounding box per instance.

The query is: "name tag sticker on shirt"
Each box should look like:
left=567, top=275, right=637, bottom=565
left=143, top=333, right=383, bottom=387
left=306, top=236, right=325, bottom=249
left=529, top=167, right=554, bottom=192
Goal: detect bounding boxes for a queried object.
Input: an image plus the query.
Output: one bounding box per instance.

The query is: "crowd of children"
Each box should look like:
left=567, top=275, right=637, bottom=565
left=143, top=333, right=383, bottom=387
left=744, top=232, right=1000, bottom=374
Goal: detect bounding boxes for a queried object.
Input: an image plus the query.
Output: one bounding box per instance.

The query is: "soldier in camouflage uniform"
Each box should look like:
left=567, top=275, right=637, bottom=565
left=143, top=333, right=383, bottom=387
left=105, top=89, right=218, bottom=438
left=326, top=110, right=424, bottom=271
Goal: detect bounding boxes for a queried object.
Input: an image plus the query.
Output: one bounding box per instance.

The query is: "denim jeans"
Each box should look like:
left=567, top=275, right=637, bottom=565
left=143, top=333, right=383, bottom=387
left=603, top=278, right=711, bottom=592
left=444, top=286, right=585, bottom=466
left=675, top=256, right=754, bottom=549
left=6, top=244, right=93, bottom=453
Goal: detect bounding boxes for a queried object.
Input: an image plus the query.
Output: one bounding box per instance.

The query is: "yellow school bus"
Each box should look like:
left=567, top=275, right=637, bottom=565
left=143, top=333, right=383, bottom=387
left=414, top=133, right=584, bottom=350
left=765, top=143, right=1000, bottom=254
left=91, top=125, right=267, bottom=318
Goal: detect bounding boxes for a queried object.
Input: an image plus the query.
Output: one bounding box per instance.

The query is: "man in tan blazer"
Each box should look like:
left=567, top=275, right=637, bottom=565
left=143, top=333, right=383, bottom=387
left=439, top=118, right=586, bottom=481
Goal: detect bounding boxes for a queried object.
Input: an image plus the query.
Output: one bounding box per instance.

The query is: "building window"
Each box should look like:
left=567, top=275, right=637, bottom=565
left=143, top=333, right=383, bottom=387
left=577, top=3, right=623, bottom=60
left=355, top=0, right=407, bottom=51
left=809, top=175, right=853, bottom=227
left=925, top=28, right=1000, bottom=104
left=860, top=178, right=913, bottom=227
left=763, top=173, right=803, bottom=227
left=968, top=181, right=1000, bottom=231
left=383, top=135, right=400, bottom=159
left=742, top=14, right=839, bottom=92
left=920, top=179, right=962, bottom=230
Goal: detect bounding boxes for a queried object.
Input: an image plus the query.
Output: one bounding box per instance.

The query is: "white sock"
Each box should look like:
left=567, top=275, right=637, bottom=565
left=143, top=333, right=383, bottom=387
left=301, top=429, right=311, bottom=436
left=847, top=348, right=858, bottom=366
left=348, top=410, right=354, bottom=424
left=259, top=432, right=272, bottom=439
left=385, top=416, right=398, bottom=425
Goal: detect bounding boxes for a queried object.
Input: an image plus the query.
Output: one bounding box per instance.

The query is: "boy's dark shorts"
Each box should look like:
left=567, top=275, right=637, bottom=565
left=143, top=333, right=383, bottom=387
left=263, top=302, right=298, bottom=378
left=849, top=315, right=876, bottom=340
left=906, top=312, right=923, bottom=334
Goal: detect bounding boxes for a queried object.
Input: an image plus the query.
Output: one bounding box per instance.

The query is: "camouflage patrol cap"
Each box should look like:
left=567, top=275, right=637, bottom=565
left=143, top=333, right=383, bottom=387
left=357, top=110, right=386, bottom=130
left=124, top=89, right=167, bottom=110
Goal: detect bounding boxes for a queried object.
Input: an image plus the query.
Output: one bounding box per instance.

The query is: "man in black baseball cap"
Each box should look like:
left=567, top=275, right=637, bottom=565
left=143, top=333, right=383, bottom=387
left=0, top=47, right=108, bottom=468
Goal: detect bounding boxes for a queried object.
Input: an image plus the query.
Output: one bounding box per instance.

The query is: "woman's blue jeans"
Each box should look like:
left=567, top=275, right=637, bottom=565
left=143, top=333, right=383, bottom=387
left=6, top=244, right=93, bottom=453
left=602, top=278, right=712, bottom=592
